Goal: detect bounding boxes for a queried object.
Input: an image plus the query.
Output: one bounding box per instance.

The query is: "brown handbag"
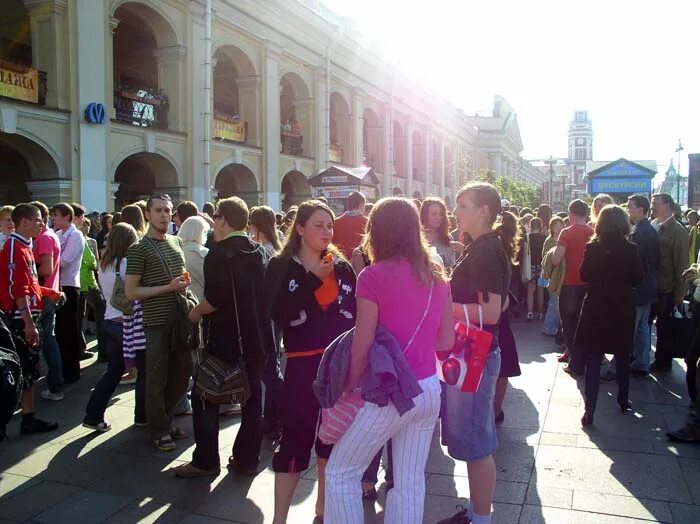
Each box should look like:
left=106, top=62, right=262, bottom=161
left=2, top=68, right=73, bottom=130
left=192, top=260, right=251, bottom=406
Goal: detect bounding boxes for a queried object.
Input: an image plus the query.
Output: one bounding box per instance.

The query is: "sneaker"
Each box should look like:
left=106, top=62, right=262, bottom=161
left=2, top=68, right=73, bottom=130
left=40, top=390, right=64, bottom=401
left=667, top=425, right=700, bottom=443
left=437, top=505, right=471, bottom=524
left=20, top=417, right=58, bottom=435
left=526, top=312, right=534, bottom=322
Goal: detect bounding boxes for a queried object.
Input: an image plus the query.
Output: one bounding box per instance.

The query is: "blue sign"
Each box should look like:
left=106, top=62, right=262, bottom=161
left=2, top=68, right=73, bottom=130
left=590, top=177, right=652, bottom=194
left=85, top=102, right=106, bottom=124
left=593, top=162, right=651, bottom=179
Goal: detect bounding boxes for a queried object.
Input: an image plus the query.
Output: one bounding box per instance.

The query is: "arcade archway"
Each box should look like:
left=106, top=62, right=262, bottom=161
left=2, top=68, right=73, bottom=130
left=363, top=108, right=383, bottom=170
left=0, top=132, right=61, bottom=204
left=280, top=73, right=312, bottom=157
left=281, top=170, right=311, bottom=211
left=215, top=163, right=259, bottom=207
left=114, top=152, right=178, bottom=209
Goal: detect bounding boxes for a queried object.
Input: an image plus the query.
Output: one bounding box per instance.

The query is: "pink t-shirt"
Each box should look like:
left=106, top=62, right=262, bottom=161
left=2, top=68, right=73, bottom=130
left=356, top=259, right=449, bottom=380
left=34, top=227, right=61, bottom=292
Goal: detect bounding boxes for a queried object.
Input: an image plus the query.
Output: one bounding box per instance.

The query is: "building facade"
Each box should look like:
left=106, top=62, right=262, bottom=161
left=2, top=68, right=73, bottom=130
left=0, top=0, right=477, bottom=211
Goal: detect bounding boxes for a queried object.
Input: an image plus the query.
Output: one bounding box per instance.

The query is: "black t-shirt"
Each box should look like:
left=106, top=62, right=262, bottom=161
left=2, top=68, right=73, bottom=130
left=450, top=231, right=511, bottom=348
left=528, top=232, right=547, bottom=267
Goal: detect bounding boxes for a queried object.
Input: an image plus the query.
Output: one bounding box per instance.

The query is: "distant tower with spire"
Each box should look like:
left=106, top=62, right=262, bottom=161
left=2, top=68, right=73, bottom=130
left=659, top=158, right=688, bottom=205
left=568, top=111, right=593, bottom=188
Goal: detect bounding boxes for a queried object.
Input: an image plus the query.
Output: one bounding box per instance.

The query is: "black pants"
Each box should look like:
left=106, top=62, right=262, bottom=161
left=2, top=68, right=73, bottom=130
left=584, top=352, right=630, bottom=414
left=653, top=293, right=675, bottom=368
left=192, top=363, right=263, bottom=470
left=56, top=286, right=81, bottom=383
left=559, top=284, right=587, bottom=373
left=262, top=350, right=284, bottom=433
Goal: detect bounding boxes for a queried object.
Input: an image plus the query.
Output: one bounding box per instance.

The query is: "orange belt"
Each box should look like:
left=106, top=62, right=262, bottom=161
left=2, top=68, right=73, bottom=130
left=286, top=348, right=324, bottom=358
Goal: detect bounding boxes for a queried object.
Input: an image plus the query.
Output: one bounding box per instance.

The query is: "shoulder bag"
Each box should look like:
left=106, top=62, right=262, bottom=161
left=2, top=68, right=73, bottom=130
left=318, top=280, right=434, bottom=445
left=110, top=258, right=134, bottom=315
left=192, top=253, right=251, bottom=405
left=145, top=237, right=199, bottom=352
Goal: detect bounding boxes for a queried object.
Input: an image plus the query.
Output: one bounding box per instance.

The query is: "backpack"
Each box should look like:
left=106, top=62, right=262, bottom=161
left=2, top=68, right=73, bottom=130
left=0, top=314, right=23, bottom=430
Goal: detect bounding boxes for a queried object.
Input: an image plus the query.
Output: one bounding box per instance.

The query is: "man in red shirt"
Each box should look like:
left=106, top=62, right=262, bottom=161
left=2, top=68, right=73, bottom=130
left=0, top=203, right=59, bottom=439
left=332, top=192, right=368, bottom=259
left=551, top=199, right=593, bottom=376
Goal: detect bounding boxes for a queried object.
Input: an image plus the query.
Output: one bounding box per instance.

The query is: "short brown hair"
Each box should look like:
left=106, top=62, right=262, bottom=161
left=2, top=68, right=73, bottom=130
left=628, top=194, right=650, bottom=215
left=217, top=196, right=249, bottom=231
left=50, top=203, right=74, bottom=221
left=568, top=199, right=588, bottom=218
left=593, top=204, right=630, bottom=240
left=346, top=191, right=366, bottom=211
left=176, top=201, right=199, bottom=223
left=29, top=201, right=49, bottom=221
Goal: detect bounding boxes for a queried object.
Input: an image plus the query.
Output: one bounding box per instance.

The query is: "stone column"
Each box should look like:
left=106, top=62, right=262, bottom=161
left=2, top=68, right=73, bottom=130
left=425, top=131, right=433, bottom=195
left=106, top=16, right=120, bottom=119
left=235, top=75, right=261, bottom=147
left=160, top=186, right=189, bottom=203
left=315, top=66, right=327, bottom=170
left=188, top=4, right=208, bottom=206
left=492, top=153, right=502, bottom=178
left=439, top=139, right=446, bottom=200
left=405, top=120, right=414, bottom=197
left=153, top=45, right=187, bottom=132
left=352, top=90, right=364, bottom=167
left=294, top=97, right=314, bottom=158
left=263, top=43, right=281, bottom=210
left=26, top=179, right=73, bottom=206
left=382, top=103, right=392, bottom=198
left=24, top=0, right=69, bottom=109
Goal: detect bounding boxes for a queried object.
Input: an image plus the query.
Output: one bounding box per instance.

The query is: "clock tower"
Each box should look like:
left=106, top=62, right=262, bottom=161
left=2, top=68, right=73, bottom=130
left=568, top=111, right=593, bottom=188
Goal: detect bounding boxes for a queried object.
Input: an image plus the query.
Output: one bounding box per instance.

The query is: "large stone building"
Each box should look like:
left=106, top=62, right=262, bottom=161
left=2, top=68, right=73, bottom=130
left=0, top=0, right=480, bottom=211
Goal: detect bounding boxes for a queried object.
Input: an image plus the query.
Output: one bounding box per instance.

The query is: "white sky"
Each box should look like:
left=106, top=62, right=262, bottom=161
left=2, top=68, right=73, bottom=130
left=322, top=0, right=699, bottom=176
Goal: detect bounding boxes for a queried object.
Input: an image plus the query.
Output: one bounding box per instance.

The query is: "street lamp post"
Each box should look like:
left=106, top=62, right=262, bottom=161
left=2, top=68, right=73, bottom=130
left=545, top=155, right=555, bottom=205
left=676, top=139, right=685, bottom=206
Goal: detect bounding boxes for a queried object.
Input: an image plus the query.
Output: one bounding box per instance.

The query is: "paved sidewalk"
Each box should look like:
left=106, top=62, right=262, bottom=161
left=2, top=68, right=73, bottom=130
left=1, top=321, right=699, bottom=523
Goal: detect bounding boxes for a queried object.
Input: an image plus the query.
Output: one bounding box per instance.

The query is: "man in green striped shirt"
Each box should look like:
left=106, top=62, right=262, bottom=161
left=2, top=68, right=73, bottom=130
left=125, top=195, right=192, bottom=451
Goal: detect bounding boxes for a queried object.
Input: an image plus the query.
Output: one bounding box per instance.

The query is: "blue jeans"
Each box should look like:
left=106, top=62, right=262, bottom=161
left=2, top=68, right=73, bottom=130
left=632, top=304, right=652, bottom=372
left=40, top=307, right=63, bottom=394
left=84, top=320, right=125, bottom=425
left=543, top=294, right=560, bottom=336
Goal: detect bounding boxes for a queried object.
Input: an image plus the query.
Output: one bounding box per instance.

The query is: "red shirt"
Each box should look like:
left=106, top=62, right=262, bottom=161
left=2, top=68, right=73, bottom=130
left=0, top=233, right=44, bottom=315
left=557, top=224, right=594, bottom=286
left=332, top=212, right=368, bottom=259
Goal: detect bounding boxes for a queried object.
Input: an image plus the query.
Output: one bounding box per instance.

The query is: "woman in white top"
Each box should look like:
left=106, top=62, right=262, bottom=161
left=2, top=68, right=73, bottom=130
left=83, top=223, right=139, bottom=431
left=177, top=216, right=210, bottom=301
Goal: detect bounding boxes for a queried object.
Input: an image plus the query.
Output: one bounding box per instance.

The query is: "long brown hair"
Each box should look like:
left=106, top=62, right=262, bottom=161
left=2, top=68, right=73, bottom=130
left=250, top=205, right=280, bottom=251
left=100, top=223, right=139, bottom=271
left=592, top=204, right=630, bottom=241
left=120, top=204, right=146, bottom=236
left=363, top=197, right=446, bottom=283
left=420, top=197, right=451, bottom=246
left=496, top=211, right=522, bottom=264
left=280, top=200, right=343, bottom=260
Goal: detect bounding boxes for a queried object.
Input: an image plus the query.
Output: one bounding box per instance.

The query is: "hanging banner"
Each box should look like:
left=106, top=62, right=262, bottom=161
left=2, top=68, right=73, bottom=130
left=213, top=118, right=247, bottom=143
left=0, top=65, right=38, bottom=104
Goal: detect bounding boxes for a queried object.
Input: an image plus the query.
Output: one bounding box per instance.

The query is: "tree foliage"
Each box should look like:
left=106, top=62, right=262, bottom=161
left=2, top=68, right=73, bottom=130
left=476, top=169, right=542, bottom=209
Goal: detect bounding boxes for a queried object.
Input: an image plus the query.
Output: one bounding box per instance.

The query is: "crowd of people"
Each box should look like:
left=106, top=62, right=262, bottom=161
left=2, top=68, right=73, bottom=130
left=1, top=183, right=700, bottom=524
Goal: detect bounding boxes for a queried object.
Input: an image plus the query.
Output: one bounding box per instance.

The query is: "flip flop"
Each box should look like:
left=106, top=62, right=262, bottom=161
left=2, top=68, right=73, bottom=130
left=82, top=421, right=112, bottom=433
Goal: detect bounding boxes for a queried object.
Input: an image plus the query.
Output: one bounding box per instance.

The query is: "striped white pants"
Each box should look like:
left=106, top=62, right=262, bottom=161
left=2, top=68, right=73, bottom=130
left=324, top=375, right=441, bottom=524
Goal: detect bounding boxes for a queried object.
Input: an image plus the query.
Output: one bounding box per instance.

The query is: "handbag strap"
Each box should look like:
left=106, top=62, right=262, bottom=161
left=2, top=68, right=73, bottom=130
left=144, top=236, right=175, bottom=281
left=225, top=251, right=245, bottom=358
left=403, top=279, right=434, bottom=353
left=463, top=302, right=484, bottom=331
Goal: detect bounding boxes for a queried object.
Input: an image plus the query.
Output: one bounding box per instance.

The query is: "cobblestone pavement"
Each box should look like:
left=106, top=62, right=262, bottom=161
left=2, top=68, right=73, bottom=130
left=1, top=321, right=699, bottom=523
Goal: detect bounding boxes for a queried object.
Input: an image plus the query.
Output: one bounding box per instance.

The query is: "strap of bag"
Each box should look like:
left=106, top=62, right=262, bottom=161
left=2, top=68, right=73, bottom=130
left=228, top=262, right=245, bottom=359
left=403, top=280, right=434, bottom=353
left=144, top=236, right=175, bottom=281
left=463, top=302, right=484, bottom=333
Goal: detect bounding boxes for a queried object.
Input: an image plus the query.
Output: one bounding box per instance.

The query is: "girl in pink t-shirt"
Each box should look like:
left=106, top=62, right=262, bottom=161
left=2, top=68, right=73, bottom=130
left=325, top=197, right=454, bottom=524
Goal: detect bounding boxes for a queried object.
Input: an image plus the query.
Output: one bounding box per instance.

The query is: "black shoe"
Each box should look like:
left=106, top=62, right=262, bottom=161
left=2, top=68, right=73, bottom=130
left=20, top=417, right=58, bottom=435
left=630, top=369, right=649, bottom=378
left=437, top=505, right=471, bottom=524
left=667, top=426, right=700, bottom=443
left=79, top=351, right=95, bottom=361
left=226, top=456, right=257, bottom=476
left=618, top=400, right=632, bottom=414
left=563, top=365, right=583, bottom=377
left=97, top=353, right=109, bottom=363
left=0, top=425, right=6, bottom=441
left=600, top=370, right=617, bottom=383
left=650, top=361, right=671, bottom=372
left=581, top=411, right=594, bottom=427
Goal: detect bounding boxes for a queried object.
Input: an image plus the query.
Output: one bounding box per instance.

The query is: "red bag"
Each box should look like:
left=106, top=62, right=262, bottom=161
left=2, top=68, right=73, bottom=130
left=436, top=303, right=493, bottom=393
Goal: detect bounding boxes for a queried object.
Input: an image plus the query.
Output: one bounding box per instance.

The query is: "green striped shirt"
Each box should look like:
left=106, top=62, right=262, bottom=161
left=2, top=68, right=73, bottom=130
left=126, top=235, right=186, bottom=327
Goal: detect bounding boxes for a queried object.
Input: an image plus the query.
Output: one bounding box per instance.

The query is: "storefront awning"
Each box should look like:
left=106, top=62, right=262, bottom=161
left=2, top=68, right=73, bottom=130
left=309, top=165, right=380, bottom=187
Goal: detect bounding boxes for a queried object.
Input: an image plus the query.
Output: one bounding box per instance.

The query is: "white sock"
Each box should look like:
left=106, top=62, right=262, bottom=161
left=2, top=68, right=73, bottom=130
left=471, top=512, right=492, bottom=524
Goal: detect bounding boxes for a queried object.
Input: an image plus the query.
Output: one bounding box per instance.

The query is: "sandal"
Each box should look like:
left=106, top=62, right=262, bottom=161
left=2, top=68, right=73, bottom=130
left=82, top=421, right=112, bottom=433
left=153, top=435, right=177, bottom=451
left=170, top=427, right=188, bottom=440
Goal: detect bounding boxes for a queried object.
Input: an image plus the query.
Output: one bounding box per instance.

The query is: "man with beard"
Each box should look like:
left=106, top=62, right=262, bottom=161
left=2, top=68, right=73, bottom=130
left=125, top=195, right=192, bottom=452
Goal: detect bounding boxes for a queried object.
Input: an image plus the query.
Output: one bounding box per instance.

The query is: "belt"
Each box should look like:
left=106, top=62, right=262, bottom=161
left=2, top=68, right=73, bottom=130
left=286, top=348, right=324, bottom=358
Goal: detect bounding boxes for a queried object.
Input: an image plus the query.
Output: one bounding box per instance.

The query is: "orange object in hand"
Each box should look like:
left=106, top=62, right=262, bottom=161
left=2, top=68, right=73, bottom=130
left=182, top=271, right=190, bottom=280
left=323, top=253, right=333, bottom=264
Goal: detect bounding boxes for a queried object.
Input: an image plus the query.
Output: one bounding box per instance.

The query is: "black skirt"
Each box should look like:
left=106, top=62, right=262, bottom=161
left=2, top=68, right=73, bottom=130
left=497, top=310, right=521, bottom=378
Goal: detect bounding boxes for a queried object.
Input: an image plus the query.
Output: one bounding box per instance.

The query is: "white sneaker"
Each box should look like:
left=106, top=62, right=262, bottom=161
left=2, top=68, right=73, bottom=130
left=40, top=390, right=64, bottom=401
